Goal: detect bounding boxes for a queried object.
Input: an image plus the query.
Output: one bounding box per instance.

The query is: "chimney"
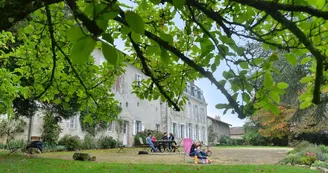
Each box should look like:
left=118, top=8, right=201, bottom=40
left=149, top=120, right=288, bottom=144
left=215, top=115, right=221, bottom=121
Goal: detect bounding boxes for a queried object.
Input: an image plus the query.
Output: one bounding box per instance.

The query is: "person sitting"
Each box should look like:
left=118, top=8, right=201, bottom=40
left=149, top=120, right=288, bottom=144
left=168, top=133, right=177, bottom=152
left=146, top=133, right=159, bottom=152
left=160, top=132, right=168, bottom=151
left=189, top=142, right=211, bottom=164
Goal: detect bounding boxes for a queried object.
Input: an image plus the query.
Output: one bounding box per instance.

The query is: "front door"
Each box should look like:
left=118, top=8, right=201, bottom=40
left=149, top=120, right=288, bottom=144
left=122, top=121, right=128, bottom=145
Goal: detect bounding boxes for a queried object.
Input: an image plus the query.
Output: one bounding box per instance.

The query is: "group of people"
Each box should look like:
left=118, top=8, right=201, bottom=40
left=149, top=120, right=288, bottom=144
left=146, top=132, right=177, bottom=152
left=189, top=142, right=212, bottom=164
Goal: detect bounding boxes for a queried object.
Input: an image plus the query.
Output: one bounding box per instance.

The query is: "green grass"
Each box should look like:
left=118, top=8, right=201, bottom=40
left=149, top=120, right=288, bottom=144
left=0, top=154, right=317, bottom=173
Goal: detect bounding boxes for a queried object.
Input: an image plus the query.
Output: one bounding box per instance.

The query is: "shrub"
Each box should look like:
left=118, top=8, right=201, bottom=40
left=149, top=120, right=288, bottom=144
left=97, top=136, right=118, bottom=149
left=319, top=145, right=328, bottom=153
left=41, top=112, right=62, bottom=144
left=295, top=141, right=313, bottom=152
left=81, top=134, right=97, bottom=150
left=43, top=143, right=66, bottom=152
left=134, top=129, right=163, bottom=146
left=312, top=160, right=328, bottom=168
left=58, top=135, right=81, bottom=151
left=219, top=135, right=231, bottom=146
left=7, top=139, right=26, bottom=148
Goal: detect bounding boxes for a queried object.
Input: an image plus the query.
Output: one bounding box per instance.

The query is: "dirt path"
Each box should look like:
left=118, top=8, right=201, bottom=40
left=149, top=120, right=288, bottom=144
left=39, top=147, right=292, bottom=165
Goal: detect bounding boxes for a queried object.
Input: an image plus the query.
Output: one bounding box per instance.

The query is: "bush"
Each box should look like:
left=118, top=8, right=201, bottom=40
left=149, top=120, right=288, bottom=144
left=7, top=139, right=26, bottom=148
left=41, top=112, right=62, bottom=144
left=295, top=141, right=313, bottom=152
left=58, top=135, right=81, bottom=151
left=312, top=160, right=328, bottom=168
left=134, top=129, right=163, bottom=146
left=97, top=136, right=118, bottom=149
left=319, top=145, right=328, bottom=153
left=43, top=143, right=66, bottom=152
left=81, top=134, right=97, bottom=150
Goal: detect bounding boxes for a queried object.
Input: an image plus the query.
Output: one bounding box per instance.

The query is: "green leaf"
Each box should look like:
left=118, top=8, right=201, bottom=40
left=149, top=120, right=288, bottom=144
left=300, top=101, right=312, bottom=109
left=215, top=104, right=230, bottom=109
left=252, top=58, right=264, bottom=65
left=263, top=74, right=274, bottom=87
left=71, top=37, right=96, bottom=64
left=285, top=53, right=297, bottom=66
left=267, top=104, right=280, bottom=115
left=268, top=52, right=279, bottom=62
left=125, top=11, right=145, bottom=34
left=121, top=26, right=132, bottom=35
left=242, top=93, right=250, bottom=103
left=301, top=57, right=312, bottom=65
left=269, top=91, right=280, bottom=104
left=277, top=82, right=289, bottom=89
left=316, top=0, right=325, bottom=8
left=67, top=26, right=86, bottom=43
left=53, top=99, right=61, bottom=104
left=150, top=0, right=161, bottom=5
left=172, top=0, right=185, bottom=9
left=102, top=42, right=118, bottom=65
left=300, top=76, right=312, bottom=83
left=131, top=31, right=141, bottom=43
left=24, top=25, right=34, bottom=34
left=239, top=62, right=249, bottom=69
left=222, top=70, right=234, bottom=79
left=161, top=48, right=170, bottom=64
left=102, top=33, right=114, bottom=44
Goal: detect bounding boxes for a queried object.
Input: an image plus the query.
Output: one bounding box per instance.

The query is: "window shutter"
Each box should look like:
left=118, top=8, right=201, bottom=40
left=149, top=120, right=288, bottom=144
left=141, top=122, right=145, bottom=131
left=132, top=120, right=136, bottom=135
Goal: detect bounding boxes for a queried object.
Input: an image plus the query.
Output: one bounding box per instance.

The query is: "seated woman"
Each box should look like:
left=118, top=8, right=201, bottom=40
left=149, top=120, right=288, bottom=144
left=168, top=133, right=177, bottom=151
left=189, top=142, right=211, bottom=164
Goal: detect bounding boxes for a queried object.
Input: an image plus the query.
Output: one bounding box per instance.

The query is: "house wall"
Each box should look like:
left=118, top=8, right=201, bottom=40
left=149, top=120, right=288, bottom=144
left=207, top=118, right=230, bottom=145
left=1, top=49, right=209, bottom=146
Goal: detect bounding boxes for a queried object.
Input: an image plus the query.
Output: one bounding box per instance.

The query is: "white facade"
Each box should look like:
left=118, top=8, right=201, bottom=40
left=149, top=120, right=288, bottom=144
left=2, top=49, right=208, bottom=146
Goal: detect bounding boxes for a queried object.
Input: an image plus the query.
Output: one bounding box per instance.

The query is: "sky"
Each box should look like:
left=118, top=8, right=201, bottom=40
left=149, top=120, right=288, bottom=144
left=116, top=0, right=246, bottom=127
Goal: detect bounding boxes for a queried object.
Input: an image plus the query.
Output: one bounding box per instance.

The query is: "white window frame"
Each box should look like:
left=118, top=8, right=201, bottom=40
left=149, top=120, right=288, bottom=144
left=135, top=73, right=142, bottom=87
left=69, top=116, right=76, bottom=129
left=136, top=121, right=142, bottom=133
left=156, top=124, right=160, bottom=131
left=108, top=121, right=115, bottom=132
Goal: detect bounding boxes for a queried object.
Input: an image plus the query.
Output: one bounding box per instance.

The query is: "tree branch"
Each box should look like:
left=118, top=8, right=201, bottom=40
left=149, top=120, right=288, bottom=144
left=232, top=0, right=328, bottom=20
left=55, top=43, right=99, bottom=106
left=35, top=5, right=56, bottom=99
left=114, top=16, right=244, bottom=117
left=0, top=0, right=63, bottom=31
left=127, top=33, right=181, bottom=111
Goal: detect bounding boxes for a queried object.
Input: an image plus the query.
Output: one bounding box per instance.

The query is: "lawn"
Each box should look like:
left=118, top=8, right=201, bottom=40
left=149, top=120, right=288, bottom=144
left=0, top=153, right=318, bottom=173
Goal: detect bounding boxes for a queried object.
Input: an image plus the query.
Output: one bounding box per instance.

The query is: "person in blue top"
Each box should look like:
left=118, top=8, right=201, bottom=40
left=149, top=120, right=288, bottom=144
left=146, top=133, right=159, bottom=152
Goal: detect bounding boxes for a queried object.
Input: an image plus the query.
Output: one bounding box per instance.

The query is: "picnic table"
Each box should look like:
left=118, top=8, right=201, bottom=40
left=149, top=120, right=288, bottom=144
left=153, top=140, right=173, bottom=152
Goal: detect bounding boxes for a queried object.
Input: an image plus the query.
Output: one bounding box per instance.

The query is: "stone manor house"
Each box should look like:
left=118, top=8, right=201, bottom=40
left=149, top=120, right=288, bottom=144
left=3, top=49, right=211, bottom=146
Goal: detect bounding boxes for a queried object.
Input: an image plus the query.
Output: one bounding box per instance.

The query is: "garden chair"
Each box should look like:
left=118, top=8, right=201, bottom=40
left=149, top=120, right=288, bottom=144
left=172, top=139, right=182, bottom=153
left=138, top=137, right=151, bottom=152
left=183, top=138, right=198, bottom=163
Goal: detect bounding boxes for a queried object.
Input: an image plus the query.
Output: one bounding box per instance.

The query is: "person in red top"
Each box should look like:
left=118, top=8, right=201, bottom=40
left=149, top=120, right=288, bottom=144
left=151, top=135, right=157, bottom=143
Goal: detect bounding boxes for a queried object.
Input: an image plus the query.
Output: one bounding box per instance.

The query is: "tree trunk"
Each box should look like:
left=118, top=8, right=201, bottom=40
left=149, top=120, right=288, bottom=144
left=27, top=116, right=33, bottom=142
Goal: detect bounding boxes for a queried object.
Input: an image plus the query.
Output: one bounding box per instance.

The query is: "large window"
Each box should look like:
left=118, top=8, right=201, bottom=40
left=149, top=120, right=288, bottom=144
left=193, top=105, right=198, bottom=121
left=200, top=107, right=205, bottom=123
left=135, top=73, right=142, bottom=87
left=196, top=125, right=199, bottom=140
left=113, top=75, right=125, bottom=93
left=108, top=121, right=115, bottom=132
left=69, top=116, right=76, bottom=129
left=173, top=123, right=177, bottom=136
left=188, top=102, right=192, bottom=119
left=156, top=124, right=160, bottom=131
left=179, top=124, right=184, bottom=138
left=188, top=123, right=192, bottom=138
left=136, top=121, right=142, bottom=133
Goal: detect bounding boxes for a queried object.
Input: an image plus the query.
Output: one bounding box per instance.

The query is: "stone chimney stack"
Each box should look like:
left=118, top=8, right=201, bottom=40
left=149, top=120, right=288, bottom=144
left=215, top=115, right=221, bottom=121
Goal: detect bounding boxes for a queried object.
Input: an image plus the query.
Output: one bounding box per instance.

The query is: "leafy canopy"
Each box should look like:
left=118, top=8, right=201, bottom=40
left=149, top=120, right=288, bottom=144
left=1, top=0, right=328, bottom=121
